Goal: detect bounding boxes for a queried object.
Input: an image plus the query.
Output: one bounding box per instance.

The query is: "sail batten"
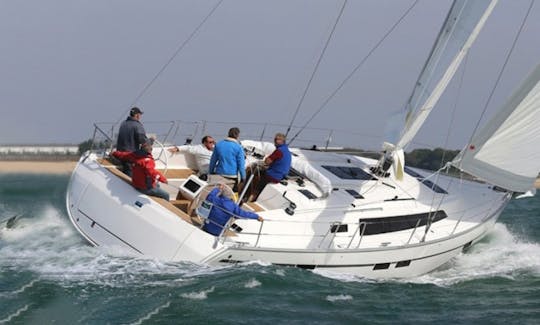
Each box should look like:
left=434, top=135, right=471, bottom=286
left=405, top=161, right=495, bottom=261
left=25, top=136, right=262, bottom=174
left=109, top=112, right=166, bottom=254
left=393, top=0, right=497, bottom=149
left=453, top=63, right=540, bottom=192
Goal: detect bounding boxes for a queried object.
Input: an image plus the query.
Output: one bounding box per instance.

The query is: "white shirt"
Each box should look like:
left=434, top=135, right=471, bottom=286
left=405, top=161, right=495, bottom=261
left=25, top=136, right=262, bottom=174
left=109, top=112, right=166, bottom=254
left=178, top=144, right=213, bottom=174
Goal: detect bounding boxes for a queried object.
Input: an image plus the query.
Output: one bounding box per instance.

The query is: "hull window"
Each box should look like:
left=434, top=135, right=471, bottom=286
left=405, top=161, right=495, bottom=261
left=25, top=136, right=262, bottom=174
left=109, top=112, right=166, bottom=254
left=359, top=210, right=447, bottom=235
left=373, top=263, right=390, bottom=270
left=330, top=224, right=348, bottom=233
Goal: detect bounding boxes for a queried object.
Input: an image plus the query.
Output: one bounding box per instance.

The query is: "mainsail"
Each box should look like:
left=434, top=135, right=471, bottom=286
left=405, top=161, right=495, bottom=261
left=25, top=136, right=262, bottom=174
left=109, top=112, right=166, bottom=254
left=393, top=0, right=498, bottom=150
left=453, top=63, right=540, bottom=192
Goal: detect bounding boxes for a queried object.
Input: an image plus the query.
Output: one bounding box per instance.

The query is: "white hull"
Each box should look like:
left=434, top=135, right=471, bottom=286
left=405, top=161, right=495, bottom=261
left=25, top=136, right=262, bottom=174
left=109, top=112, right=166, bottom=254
left=66, top=149, right=510, bottom=279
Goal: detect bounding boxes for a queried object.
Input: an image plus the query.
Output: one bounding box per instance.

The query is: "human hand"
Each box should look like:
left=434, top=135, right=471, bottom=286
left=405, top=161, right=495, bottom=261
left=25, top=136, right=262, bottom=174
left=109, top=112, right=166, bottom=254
left=257, top=216, right=264, bottom=222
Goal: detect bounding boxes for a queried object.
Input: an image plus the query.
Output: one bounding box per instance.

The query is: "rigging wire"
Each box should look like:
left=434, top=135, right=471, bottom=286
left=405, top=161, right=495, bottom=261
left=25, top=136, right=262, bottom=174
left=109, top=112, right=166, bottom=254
left=289, top=0, right=420, bottom=145
left=421, top=54, right=470, bottom=241
left=463, top=0, right=535, bottom=156
left=285, top=0, right=349, bottom=138
left=114, top=0, right=224, bottom=125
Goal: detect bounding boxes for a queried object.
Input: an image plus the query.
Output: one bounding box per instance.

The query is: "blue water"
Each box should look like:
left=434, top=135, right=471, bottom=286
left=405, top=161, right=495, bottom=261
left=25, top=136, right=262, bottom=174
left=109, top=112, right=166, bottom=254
left=1, top=173, right=539, bottom=324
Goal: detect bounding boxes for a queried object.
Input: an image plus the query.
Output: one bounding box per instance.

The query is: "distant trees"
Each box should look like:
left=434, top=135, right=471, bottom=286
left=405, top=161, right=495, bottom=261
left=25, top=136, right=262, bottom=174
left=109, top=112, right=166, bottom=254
left=78, top=139, right=111, bottom=155
left=405, top=148, right=460, bottom=171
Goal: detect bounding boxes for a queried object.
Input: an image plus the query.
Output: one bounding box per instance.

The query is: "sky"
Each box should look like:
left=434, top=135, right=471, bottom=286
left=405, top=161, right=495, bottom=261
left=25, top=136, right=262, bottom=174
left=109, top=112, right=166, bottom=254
left=0, top=0, right=539, bottom=151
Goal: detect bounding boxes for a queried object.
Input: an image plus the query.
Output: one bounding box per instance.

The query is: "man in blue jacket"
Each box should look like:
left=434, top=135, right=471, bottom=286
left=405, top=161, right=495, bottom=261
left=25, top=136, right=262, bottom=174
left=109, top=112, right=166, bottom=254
left=203, top=184, right=263, bottom=236
left=250, top=132, right=292, bottom=201
left=208, top=127, right=246, bottom=189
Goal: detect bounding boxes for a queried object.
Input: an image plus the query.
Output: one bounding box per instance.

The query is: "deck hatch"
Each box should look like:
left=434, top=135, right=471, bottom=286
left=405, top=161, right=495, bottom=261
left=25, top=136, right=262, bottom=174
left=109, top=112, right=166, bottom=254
left=404, top=167, right=448, bottom=194
left=321, top=165, right=377, bottom=181
left=345, top=189, right=364, bottom=199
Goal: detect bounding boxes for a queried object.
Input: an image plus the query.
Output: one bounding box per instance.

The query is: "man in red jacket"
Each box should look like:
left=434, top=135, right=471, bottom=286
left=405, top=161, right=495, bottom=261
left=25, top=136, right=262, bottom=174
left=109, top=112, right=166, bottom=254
left=112, top=141, right=170, bottom=201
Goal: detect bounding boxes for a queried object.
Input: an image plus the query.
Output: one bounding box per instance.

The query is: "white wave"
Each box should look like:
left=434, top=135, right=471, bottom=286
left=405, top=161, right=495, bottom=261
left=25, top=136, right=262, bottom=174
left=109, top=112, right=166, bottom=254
left=274, top=269, right=286, bottom=277
left=0, top=279, right=38, bottom=298
left=180, top=286, right=215, bottom=300
left=0, top=205, right=231, bottom=287
left=312, top=269, right=376, bottom=283
left=244, top=278, right=261, bottom=288
left=0, top=304, right=29, bottom=324
left=128, top=301, right=170, bottom=325
left=312, top=223, right=539, bottom=285
left=411, top=223, right=540, bottom=286
left=326, top=294, right=353, bottom=302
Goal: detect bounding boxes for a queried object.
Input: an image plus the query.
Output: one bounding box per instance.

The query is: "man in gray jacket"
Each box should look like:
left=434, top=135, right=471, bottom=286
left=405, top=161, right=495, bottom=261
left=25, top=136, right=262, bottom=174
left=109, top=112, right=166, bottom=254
left=116, top=107, right=148, bottom=175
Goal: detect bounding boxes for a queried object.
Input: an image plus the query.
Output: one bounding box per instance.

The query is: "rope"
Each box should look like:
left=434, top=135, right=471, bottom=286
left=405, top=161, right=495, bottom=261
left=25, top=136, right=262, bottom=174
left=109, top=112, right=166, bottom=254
left=463, top=0, right=535, bottom=155
left=285, top=0, right=348, bottom=138
left=289, top=0, right=420, bottom=145
left=114, top=0, right=225, bottom=125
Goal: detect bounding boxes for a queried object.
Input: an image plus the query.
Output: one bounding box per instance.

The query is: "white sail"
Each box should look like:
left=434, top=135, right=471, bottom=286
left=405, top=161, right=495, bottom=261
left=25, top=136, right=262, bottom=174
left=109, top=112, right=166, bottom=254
left=453, top=63, right=540, bottom=192
left=394, top=0, right=497, bottom=149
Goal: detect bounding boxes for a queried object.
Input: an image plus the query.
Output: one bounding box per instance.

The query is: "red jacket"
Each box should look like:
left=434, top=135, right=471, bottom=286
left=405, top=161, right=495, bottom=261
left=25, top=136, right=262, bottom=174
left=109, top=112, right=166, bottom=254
left=112, top=150, right=167, bottom=190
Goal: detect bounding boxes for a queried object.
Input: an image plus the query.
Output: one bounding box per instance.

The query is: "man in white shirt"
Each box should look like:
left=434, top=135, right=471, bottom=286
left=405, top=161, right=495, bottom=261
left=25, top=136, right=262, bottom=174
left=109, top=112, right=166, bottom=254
left=169, top=135, right=215, bottom=179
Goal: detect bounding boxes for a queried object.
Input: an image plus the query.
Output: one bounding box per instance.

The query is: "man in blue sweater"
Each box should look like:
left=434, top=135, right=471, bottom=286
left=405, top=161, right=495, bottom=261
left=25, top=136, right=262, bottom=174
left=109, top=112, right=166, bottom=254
left=250, top=132, right=292, bottom=201
left=208, top=127, right=246, bottom=189
left=203, top=184, right=263, bottom=236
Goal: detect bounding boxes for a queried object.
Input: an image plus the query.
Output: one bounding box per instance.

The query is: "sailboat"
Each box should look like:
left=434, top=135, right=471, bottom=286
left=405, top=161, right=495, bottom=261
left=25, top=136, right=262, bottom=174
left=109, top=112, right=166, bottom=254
left=66, top=0, right=540, bottom=278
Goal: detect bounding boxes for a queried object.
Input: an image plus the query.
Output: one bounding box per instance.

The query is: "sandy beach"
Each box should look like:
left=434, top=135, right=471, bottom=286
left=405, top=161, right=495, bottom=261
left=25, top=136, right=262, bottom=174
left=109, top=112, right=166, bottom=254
left=1, top=160, right=540, bottom=189
left=0, top=161, right=77, bottom=174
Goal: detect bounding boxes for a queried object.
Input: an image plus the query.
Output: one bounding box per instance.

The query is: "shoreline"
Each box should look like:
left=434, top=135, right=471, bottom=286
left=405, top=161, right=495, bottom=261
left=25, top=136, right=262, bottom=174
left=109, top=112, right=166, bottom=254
left=0, top=161, right=77, bottom=174
left=1, top=160, right=540, bottom=189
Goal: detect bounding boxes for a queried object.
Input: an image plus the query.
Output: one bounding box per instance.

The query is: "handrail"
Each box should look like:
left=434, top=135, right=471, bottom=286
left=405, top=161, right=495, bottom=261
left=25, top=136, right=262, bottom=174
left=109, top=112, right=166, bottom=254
left=347, top=221, right=366, bottom=249
left=406, top=219, right=422, bottom=245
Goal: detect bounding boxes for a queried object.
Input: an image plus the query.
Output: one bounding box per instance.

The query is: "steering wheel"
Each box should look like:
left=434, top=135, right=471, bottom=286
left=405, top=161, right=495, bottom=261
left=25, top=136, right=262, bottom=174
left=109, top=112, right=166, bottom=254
left=153, top=139, right=169, bottom=175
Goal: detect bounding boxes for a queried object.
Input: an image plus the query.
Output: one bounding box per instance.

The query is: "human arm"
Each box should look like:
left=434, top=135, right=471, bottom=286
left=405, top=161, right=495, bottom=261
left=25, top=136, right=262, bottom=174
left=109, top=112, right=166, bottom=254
left=264, top=149, right=282, bottom=165
left=112, top=150, right=135, bottom=162
left=236, top=145, right=246, bottom=180
left=208, top=150, right=218, bottom=174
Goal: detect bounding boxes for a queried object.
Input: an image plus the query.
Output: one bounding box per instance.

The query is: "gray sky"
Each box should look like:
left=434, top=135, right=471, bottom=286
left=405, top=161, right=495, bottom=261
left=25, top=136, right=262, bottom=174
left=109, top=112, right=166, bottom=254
left=0, top=0, right=539, bottom=150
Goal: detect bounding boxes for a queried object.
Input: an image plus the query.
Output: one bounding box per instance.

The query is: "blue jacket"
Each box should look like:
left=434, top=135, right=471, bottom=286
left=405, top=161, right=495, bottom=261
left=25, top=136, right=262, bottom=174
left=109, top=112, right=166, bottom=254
left=116, top=117, right=148, bottom=152
left=266, top=143, right=292, bottom=181
left=209, top=138, right=246, bottom=180
left=202, top=188, right=259, bottom=236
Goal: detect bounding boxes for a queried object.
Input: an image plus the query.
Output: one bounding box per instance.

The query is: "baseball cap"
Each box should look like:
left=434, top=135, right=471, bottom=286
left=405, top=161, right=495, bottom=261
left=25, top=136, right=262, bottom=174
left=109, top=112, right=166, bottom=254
left=130, top=107, right=144, bottom=116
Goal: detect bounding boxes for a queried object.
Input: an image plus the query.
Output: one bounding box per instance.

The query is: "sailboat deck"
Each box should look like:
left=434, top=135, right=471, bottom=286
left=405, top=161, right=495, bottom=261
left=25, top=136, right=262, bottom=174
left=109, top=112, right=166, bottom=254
left=98, top=158, right=239, bottom=236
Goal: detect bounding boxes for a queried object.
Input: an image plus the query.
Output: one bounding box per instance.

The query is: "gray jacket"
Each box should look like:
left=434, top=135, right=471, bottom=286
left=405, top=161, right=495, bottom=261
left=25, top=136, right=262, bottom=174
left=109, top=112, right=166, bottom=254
left=116, top=117, right=148, bottom=152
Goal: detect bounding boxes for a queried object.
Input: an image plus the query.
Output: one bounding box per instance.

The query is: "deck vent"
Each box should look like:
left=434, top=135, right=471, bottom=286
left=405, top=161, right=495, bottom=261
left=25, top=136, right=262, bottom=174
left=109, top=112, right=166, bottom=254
left=396, top=260, right=411, bottom=268
left=135, top=201, right=143, bottom=208
left=330, top=224, right=348, bottom=233
left=373, top=263, right=390, bottom=270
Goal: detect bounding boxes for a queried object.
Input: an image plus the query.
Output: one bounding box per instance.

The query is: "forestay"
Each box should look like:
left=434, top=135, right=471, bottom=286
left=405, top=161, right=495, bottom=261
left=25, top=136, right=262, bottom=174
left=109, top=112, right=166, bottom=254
left=393, top=0, right=497, bottom=150
left=453, top=63, right=540, bottom=193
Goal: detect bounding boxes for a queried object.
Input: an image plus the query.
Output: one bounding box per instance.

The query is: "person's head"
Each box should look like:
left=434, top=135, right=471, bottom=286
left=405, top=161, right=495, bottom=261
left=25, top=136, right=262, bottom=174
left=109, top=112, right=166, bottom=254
left=219, top=184, right=234, bottom=200
left=274, top=133, right=286, bottom=145
left=202, top=135, right=215, bottom=150
left=129, top=107, right=144, bottom=120
left=228, top=127, right=240, bottom=139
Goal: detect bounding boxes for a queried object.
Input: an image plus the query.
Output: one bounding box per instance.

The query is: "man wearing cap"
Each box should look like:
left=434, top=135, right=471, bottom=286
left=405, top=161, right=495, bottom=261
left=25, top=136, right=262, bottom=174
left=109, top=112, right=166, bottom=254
left=112, top=140, right=170, bottom=201
left=116, top=107, right=148, bottom=175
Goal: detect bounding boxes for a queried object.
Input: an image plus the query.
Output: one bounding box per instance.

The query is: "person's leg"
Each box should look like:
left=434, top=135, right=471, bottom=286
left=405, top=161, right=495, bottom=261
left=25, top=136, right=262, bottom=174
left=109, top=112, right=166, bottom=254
left=142, top=185, right=170, bottom=201
left=121, top=161, right=132, bottom=176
